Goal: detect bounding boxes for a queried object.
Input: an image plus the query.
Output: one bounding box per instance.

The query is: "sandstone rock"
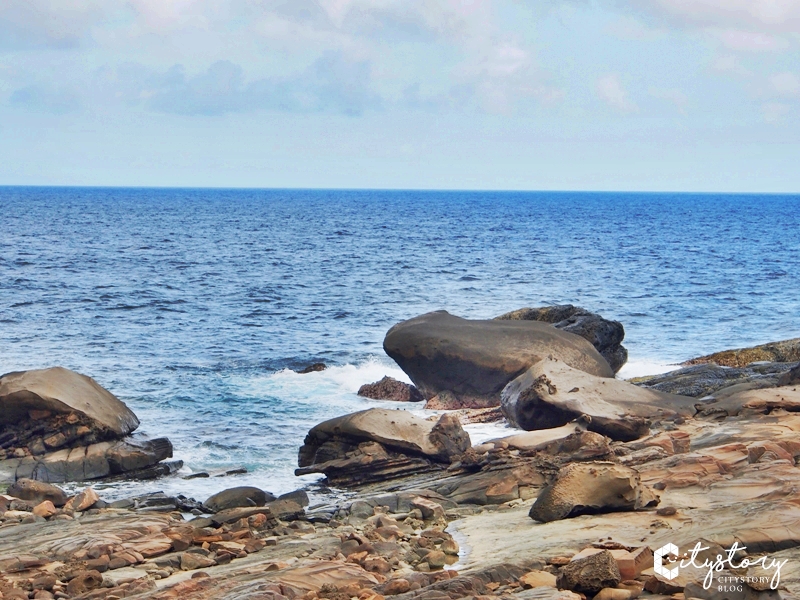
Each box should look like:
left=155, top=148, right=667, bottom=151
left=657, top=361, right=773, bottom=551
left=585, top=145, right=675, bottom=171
left=6, top=479, right=68, bottom=506
left=383, top=311, right=614, bottom=408
left=502, top=358, right=695, bottom=441
left=519, top=570, right=557, bottom=588
left=556, top=549, right=621, bottom=594
left=64, top=487, right=99, bottom=512
left=358, top=377, right=424, bottom=402
left=181, top=552, right=216, bottom=570
left=593, top=588, right=632, bottom=600
left=32, top=500, right=57, bottom=518
left=65, top=570, right=103, bottom=596
left=685, top=338, right=800, bottom=368
left=204, top=486, right=275, bottom=512
left=0, top=367, right=139, bottom=444
left=529, top=462, right=657, bottom=522
left=495, top=304, right=628, bottom=373
left=382, top=578, right=411, bottom=595
left=106, top=437, right=173, bottom=474
left=298, top=408, right=470, bottom=468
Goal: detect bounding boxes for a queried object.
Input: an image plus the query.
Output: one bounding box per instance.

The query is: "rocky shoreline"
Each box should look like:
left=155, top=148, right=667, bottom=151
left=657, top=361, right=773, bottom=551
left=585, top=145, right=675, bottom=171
left=3, top=306, right=800, bottom=599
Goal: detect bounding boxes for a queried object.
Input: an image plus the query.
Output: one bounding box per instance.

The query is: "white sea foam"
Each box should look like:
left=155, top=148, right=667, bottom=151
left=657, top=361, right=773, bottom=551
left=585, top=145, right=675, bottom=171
left=617, top=358, right=679, bottom=380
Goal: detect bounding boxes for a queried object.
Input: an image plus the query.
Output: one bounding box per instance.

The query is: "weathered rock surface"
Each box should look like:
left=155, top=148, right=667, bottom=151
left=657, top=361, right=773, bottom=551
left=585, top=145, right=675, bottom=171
left=529, top=461, right=658, bottom=522
left=357, top=376, right=424, bottom=402
left=0, top=367, right=139, bottom=450
left=555, top=549, right=621, bottom=594
left=779, top=363, right=800, bottom=387
left=204, top=487, right=276, bottom=513
left=384, top=311, right=614, bottom=409
left=633, top=362, right=796, bottom=398
left=685, top=337, right=800, bottom=368
left=496, top=304, right=628, bottom=373
left=1, top=437, right=174, bottom=484
left=298, top=408, right=470, bottom=468
left=5, top=479, right=68, bottom=506
left=502, top=358, right=696, bottom=441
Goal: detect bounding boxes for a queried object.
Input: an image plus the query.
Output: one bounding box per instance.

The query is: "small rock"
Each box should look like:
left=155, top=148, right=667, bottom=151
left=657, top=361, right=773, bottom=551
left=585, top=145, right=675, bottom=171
left=6, top=479, right=68, bottom=507
left=426, top=550, right=447, bottom=569
left=298, top=363, right=327, bottom=373
left=593, top=589, right=632, bottom=600
left=383, top=578, right=411, bottom=595
left=65, top=570, right=104, bottom=596
left=181, top=552, right=216, bottom=570
left=65, top=488, right=100, bottom=512
left=556, top=549, right=622, bottom=594
left=204, top=486, right=275, bottom=512
left=32, top=501, right=57, bottom=518
left=519, top=570, right=557, bottom=589
left=358, top=376, right=424, bottom=402
left=656, top=506, right=677, bottom=516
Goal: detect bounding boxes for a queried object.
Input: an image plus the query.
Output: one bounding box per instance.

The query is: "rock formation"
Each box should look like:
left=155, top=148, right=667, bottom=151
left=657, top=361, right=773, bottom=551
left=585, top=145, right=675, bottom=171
left=495, top=304, right=628, bottom=373
left=501, top=358, right=696, bottom=441
left=357, top=377, right=424, bottom=402
left=528, top=461, right=659, bottom=522
left=0, top=367, right=178, bottom=485
left=383, top=311, right=614, bottom=409
left=684, top=337, right=800, bottom=368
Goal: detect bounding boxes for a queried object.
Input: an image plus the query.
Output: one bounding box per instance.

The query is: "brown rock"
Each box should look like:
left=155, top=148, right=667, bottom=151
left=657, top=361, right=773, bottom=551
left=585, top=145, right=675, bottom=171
left=685, top=338, right=800, bottom=368
left=383, top=578, right=411, bottom=595
left=530, top=462, right=658, bottom=522
left=593, top=589, right=632, bottom=600
left=204, top=486, right=275, bottom=512
left=32, top=500, right=57, bottom=518
left=65, top=487, right=99, bottom=512
left=181, top=552, right=216, bottom=570
left=556, top=549, right=622, bottom=594
left=65, top=570, right=104, bottom=596
left=6, top=479, right=68, bottom=506
left=426, top=550, right=446, bottom=569
left=358, top=377, right=423, bottom=402
left=519, top=570, right=557, bottom=588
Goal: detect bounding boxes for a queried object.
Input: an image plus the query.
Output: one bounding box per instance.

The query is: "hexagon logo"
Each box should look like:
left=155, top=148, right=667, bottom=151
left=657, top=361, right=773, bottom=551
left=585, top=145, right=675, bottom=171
left=654, top=543, right=680, bottom=580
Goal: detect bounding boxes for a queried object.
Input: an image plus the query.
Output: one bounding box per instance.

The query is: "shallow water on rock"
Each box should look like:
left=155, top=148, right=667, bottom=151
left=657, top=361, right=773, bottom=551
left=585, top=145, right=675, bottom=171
left=1, top=187, right=799, bottom=501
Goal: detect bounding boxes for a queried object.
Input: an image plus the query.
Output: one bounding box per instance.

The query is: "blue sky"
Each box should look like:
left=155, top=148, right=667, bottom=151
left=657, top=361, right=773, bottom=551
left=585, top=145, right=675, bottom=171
left=1, top=1, right=799, bottom=191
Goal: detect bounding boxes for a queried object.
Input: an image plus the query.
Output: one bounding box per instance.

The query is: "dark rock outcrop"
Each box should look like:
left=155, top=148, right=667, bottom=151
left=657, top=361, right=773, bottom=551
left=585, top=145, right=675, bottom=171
left=633, top=362, right=796, bottom=398
left=496, top=305, right=628, bottom=373
left=684, top=337, right=800, bottom=368
left=204, top=487, right=276, bottom=513
left=6, top=478, right=68, bottom=507
left=357, top=377, right=423, bottom=402
left=779, top=363, right=800, bottom=387
left=384, top=311, right=613, bottom=409
left=529, top=462, right=658, bottom=523
left=297, top=363, right=327, bottom=374
left=501, top=358, right=696, bottom=441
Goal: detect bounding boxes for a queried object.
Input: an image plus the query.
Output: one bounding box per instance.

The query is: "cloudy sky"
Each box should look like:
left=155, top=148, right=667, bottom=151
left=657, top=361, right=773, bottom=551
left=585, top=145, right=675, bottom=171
left=1, top=1, right=799, bottom=191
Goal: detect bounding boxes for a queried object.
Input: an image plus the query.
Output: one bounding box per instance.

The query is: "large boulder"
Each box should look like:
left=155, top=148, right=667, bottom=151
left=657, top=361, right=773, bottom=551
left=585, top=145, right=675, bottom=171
left=684, top=338, right=800, bottom=368
left=496, top=305, right=628, bottom=373
left=6, top=478, right=68, bottom=507
left=383, top=311, right=614, bottom=409
left=529, top=461, right=658, bottom=523
left=501, top=358, right=696, bottom=441
left=298, top=408, right=470, bottom=468
left=0, top=367, right=140, bottom=457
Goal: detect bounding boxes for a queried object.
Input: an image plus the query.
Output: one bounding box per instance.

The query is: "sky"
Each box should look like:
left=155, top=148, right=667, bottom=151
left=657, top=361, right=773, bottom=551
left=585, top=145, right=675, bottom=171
left=1, top=1, right=799, bottom=192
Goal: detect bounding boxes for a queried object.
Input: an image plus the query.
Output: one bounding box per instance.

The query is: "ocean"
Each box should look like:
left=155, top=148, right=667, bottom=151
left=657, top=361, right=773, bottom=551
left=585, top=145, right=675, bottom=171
left=1, top=187, right=799, bottom=502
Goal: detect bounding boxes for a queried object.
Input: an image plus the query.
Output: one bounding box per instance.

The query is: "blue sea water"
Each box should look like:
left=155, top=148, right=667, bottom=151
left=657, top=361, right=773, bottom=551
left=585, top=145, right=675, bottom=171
left=1, top=187, right=799, bottom=500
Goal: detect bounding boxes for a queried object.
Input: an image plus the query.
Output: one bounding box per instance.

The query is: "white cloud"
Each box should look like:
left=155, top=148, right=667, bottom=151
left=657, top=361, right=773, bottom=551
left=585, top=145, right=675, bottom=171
left=642, top=0, right=800, bottom=32
left=596, top=73, right=638, bottom=113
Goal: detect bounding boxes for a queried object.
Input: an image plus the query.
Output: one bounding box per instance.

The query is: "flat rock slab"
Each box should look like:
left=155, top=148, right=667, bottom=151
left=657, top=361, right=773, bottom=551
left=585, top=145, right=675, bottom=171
left=383, top=311, right=614, bottom=408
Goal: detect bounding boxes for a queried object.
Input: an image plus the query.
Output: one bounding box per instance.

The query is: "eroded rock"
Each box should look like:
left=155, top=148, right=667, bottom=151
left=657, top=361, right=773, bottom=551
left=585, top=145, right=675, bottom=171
left=502, top=358, right=695, bottom=441
left=383, top=311, right=614, bottom=408
left=358, top=377, right=423, bottom=402
left=529, top=462, right=658, bottom=522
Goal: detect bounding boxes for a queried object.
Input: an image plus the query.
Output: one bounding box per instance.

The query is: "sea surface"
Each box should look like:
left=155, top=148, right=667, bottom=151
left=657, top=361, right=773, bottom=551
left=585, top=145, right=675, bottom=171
left=1, top=187, right=799, bottom=501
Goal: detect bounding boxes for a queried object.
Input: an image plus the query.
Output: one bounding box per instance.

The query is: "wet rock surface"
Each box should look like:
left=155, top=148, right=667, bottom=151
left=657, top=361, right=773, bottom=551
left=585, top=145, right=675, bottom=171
left=357, top=377, right=424, bottom=403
